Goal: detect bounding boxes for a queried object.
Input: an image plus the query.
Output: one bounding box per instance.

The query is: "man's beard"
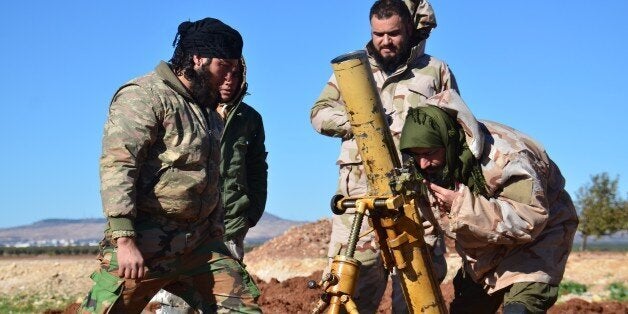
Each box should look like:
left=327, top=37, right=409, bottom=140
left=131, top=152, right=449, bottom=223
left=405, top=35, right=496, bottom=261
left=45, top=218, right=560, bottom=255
left=423, top=167, right=453, bottom=190
left=189, top=67, right=218, bottom=109
left=376, top=43, right=410, bottom=74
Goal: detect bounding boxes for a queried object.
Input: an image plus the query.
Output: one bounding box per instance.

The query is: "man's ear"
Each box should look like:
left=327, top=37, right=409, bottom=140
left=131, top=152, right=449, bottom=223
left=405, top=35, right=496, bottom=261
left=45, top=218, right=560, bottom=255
left=192, top=55, right=204, bottom=67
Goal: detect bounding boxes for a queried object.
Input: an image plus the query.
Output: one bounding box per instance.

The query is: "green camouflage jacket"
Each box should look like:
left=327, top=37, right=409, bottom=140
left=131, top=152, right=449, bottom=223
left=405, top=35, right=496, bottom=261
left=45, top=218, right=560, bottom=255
left=423, top=91, right=579, bottom=294
left=218, top=59, right=268, bottom=240
left=100, top=61, right=224, bottom=239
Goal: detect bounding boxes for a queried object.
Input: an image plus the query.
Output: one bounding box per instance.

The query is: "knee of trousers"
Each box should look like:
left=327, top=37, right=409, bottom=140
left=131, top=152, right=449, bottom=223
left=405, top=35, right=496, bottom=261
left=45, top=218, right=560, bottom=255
left=503, top=282, right=559, bottom=313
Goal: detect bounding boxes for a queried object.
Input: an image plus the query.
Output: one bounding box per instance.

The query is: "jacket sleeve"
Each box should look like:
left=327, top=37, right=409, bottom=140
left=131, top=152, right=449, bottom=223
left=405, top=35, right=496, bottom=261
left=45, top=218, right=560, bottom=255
left=439, top=62, right=459, bottom=94
left=99, top=85, right=160, bottom=238
left=310, top=74, right=353, bottom=139
left=244, top=110, right=268, bottom=226
left=447, top=152, right=549, bottom=248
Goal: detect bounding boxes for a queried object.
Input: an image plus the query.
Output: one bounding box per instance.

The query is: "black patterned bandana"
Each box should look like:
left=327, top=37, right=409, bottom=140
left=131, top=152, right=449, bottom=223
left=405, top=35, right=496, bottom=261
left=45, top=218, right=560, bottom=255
left=173, top=17, right=242, bottom=59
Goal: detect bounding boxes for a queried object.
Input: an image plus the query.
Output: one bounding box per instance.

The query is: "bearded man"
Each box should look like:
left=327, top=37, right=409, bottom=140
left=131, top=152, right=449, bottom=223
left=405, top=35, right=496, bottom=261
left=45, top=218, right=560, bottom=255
left=310, top=0, right=458, bottom=311
left=79, top=17, right=261, bottom=313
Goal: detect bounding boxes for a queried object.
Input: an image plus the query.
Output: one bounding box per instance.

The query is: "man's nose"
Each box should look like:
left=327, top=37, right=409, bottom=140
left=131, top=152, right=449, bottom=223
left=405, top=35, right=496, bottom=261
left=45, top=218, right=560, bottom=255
left=224, top=72, right=234, bottom=81
left=382, top=35, right=392, bottom=45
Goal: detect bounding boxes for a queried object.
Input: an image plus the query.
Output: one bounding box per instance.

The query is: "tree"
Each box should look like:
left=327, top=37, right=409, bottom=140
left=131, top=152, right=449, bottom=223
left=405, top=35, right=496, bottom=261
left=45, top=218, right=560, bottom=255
left=576, top=173, right=627, bottom=251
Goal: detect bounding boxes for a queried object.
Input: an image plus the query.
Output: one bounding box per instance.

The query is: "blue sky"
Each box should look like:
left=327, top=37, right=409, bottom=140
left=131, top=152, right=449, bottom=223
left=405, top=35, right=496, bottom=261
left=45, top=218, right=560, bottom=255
left=0, top=1, right=626, bottom=228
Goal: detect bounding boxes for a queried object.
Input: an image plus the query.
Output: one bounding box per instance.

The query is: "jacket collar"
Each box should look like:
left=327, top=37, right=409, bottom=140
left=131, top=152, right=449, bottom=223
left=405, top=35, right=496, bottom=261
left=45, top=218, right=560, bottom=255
left=155, top=61, right=194, bottom=101
left=366, top=39, right=426, bottom=77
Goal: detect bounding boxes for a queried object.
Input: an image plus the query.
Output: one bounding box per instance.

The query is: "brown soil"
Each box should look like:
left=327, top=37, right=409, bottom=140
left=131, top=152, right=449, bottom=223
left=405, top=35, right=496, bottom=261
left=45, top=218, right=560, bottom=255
left=244, top=219, right=627, bottom=313
left=2, top=219, right=625, bottom=313
left=254, top=272, right=628, bottom=314
left=549, top=298, right=628, bottom=314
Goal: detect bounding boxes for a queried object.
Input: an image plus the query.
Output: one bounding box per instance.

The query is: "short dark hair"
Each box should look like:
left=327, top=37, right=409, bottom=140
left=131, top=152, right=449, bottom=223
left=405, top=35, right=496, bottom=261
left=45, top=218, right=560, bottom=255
left=369, top=0, right=412, bottom=25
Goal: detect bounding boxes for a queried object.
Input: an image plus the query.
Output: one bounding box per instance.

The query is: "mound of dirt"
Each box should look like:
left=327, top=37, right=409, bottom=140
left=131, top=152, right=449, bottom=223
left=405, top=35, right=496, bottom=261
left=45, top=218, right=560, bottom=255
left=254, top=271, right=628, bottom=314
left=245, top=218, right=426, bottom=312
left=243, top=219, right=627, bottom=313
left=548, top=298, right=628, bottom=314
left=246, top=218, right=331, bottom=260
left=255, top=271, right=323, bottom=313
left=254, top=270, right=453, bottom=314
left=244, top=219, right=332, bottom=282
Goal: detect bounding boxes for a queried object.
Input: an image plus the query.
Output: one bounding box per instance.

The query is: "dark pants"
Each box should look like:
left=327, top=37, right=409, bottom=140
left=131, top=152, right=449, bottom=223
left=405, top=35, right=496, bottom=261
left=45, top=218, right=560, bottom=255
left=450, top=269, right=558, bottom=314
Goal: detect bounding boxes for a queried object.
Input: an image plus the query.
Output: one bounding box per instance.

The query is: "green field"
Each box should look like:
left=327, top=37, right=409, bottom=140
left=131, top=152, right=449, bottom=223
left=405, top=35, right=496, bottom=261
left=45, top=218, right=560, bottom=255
left=0, top=293, right=78, bottom=313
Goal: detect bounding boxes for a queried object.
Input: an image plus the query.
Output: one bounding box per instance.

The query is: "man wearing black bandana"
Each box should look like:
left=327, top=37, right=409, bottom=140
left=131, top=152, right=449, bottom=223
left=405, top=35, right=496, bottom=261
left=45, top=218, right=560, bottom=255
left=79, top=17, right=261, bottom=313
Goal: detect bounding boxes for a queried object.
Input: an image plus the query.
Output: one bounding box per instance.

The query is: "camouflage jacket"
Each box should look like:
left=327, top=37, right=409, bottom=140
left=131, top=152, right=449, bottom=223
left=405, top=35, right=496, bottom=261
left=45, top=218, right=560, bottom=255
left=218, top=59, right=268, bottom=240
left=100, top=61, right=224, bottom=239
left=403, top=0, right=437, bottom=39
left=424, top=91, right=579, bottom=294
left=311, top=40, right=458, bottom=254
left=311, top=40, right=458, bottom=168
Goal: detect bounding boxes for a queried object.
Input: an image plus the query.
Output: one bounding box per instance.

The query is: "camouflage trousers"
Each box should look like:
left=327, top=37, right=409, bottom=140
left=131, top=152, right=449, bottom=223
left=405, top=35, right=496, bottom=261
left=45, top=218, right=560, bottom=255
left=327, top=164, right=447, bottom=313
left=144, top=230, right=251, bottom=313
left=449, top=268, right=559, bottom=314
left=79, top=216, right=261, bottom=314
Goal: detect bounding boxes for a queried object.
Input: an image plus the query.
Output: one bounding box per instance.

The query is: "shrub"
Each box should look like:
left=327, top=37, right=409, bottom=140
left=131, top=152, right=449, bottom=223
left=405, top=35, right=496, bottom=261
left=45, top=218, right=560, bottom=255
left=608, top=282, right=627, bottom=301
left=559, top=281, right=587, bottom=295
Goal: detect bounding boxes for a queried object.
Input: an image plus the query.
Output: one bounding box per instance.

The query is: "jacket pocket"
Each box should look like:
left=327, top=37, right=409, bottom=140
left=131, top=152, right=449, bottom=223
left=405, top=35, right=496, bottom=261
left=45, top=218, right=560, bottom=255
left=390, top=80, right=436, bottom=134
left=406, top=79, right=436, bottom=107
left=224, top=183, right=251, bottom=217
left=81, top=269, right=124, bottom=312
left=91, top=269, right=123, bottom=293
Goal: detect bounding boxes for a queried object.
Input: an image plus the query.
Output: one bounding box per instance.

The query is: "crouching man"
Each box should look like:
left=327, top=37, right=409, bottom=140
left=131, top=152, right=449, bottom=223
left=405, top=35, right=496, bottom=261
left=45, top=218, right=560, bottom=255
left=399, top=91, right=578, bottom=313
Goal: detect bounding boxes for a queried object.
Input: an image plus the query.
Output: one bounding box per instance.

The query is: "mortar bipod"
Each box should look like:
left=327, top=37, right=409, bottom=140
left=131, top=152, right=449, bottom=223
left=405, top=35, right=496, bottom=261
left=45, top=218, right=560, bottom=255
left=308, top=195, right=403, bottom=314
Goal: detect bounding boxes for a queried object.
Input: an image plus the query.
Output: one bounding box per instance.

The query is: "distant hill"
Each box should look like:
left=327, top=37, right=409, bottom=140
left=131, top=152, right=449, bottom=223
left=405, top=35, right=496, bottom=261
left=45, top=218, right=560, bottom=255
left=0, top=213, right=305, bottom=247
left=246, top=213, right=308, bottom=244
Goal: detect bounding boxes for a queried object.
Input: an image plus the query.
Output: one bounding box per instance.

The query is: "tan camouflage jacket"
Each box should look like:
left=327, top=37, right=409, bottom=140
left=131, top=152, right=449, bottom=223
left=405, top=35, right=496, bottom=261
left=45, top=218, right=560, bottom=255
left=424, top=91, right=579, bottom=294
left=311, top=40, right=458, bottom=254
left=100, top=61, right=224, bottom=239
left=311, top=40, right=458, bottom=168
